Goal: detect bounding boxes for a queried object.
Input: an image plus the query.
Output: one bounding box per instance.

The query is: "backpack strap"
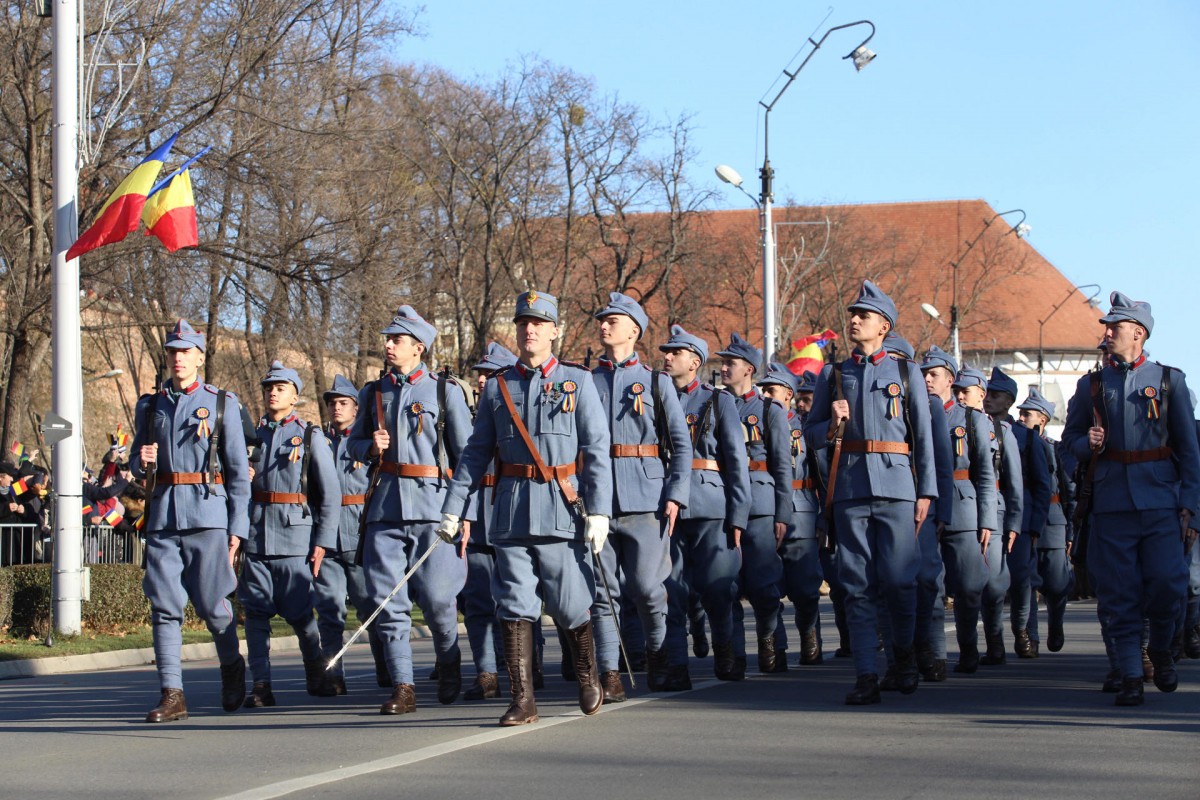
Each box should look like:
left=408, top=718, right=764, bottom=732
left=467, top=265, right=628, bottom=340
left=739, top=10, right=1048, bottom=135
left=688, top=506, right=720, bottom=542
left=206, top=389, right=227, bottom=486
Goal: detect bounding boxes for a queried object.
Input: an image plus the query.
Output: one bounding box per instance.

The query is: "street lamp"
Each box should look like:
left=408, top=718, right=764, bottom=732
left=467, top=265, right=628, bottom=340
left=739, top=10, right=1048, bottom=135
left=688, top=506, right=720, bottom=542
left=939, top=208, right=1028, bottom=365
left=717, top=19, right=876, bottom=366
left=1037, top=283, right=1101, bottom=390
left=84, top=369, right=123, bottom=383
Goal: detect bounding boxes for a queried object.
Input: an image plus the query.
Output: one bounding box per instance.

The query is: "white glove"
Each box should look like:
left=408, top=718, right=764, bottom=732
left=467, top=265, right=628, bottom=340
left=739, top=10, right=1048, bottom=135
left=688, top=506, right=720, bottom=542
left=585, top=514, right=610, bottom=555
left=436, top=513, right=460, bottom=544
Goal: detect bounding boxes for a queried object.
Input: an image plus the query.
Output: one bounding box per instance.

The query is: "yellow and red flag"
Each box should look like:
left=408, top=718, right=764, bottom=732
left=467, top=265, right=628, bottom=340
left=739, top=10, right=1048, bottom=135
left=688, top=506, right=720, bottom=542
left=142, top=168, right=199, bottom=252
left=12, top=476, right=33, bottom=497
left=102, top=507, right=124, bottom=527
left=786, top=329, right=839, bottom=377
left=10, top=441, right=26, bottom=462
left=66, top=131, right=179, bottom=261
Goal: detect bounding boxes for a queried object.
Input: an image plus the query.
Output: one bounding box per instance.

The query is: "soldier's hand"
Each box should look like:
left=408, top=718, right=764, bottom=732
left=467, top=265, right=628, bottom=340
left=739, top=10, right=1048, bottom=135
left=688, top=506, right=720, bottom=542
left=436, top=513, right=460, bottom=544
left=370, top=429, right=391, bottom=457
left=140, top=443, right=158, bottom=465
left=1087, top=426, right=1105, bottom=450
left=459, top=520, right=472, bottom=557
left=979, top=528, right=992, bottom=555
left=914, top=498, right=931, bottom=533
left=774, top=521, right=787, bottom=548
left=831, top=399, right=851, bottom=426
left=309, top=545, right=325, bottom=578
left=585, top=515, right=610, bottom=554
left=1066, top=540, right=1073, bottom=559
left=663, top=500, right=681, bottom=537
left=732, top=526, right=743, bottom=550
left=89, top=516, right=102, bottom=525
left=1005, top=531, right=1018, bottom=554
left=228, top=536, right=241, bottom=570
left=1180, top=509, right=1197, bottom=552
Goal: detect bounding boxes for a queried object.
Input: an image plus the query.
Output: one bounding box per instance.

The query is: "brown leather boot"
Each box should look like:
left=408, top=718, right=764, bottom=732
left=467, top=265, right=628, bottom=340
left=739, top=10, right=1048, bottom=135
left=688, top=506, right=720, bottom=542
left=757, top=634, right=778, bottom=674
left=380, top=683, right=416, bottom=715
left=566, top=621, right=603, bottom=714
left=713, top=641, right=739, bottom=681
left=499, top=620, right=539, bottom=726
left=437, top=652, right=462, bottom=705
left=243, top=681, right=276, bottom=709
left=800, top=629, right=823, bottom=665
left=464, top=671, right=500, bottom=700
left=145, top=688, right=188, bottom=723
left=600, top=670, right=626, bottom=704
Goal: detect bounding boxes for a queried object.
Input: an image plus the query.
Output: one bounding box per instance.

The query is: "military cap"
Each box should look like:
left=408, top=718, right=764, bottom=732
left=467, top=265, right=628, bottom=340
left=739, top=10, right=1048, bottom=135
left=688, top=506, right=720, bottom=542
left=165, top=318, right=206, bottom=352
left=952, top=367, right=987, bottom=390
left=847, top=279, right=899, bottom=326
left=715, top=331, right=762, bottom=371
left=883, top=330, right=915, bottom=359
left=987, top=366, right=1019, bottom=398
left=658, top=323, right=709, bottom=363
left=381, top=305, right=437, bottom=350
left=514, top=290, right=559, bottom=324
left=1017, top=386, right=1055, bottom=419
left=1099, top=290, right=1154, bottom=338
left=920, top=345, right=959, bottom=376
left=261, top=359, right=303, bottom=393
left=796, top=371, right=818, bottom=393
left=322, top=374, right=358, bottom=404
left=472, top=341, right=519, bottom=372
left=594, top=291, right=649, bottom=337
left=757, top=361, right=799, bottom=393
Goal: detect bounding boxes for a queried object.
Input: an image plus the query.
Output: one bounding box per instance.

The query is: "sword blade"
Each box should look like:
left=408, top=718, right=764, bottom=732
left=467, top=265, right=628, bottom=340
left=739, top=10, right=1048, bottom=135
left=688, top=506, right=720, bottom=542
left=591, top=545, right=636, bottom=690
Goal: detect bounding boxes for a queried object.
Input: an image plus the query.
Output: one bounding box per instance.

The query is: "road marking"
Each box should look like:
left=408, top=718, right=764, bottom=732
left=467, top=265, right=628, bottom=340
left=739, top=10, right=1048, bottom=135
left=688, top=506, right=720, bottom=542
left=216, top=680, right=722, bottom=800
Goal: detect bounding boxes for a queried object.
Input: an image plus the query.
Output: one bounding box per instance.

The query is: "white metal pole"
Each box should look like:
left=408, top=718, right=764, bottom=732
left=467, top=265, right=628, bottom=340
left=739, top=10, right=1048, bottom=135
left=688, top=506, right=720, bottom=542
left=52, top=0, right=84, bottom=636
left=762, top=196, right=776, bottom=366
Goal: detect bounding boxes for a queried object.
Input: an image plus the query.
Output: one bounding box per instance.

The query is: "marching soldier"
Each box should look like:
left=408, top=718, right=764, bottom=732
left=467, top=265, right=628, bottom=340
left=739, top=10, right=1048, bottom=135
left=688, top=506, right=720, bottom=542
left=591, top=293, right=692, bottom=698
left=659, top=324, right=750, bottom=684
left=313, top=374, right=390, bottom=693
left=130, top=319, right=251, bottom=722
left=1016, top=386, right=1076, bottom=653
left=439, top=290, right=612, bottom=726
left=806, top=281, right=937, bottom=704
left=985, top=368, right=1051, bottom=659
left=462, top=342, right=520, bottom=700
left=1061, top=291, right=1200, bottom=705
left=921, top=354, right=997, bottom=674
left=240, top=361, right=340, bottom=707
left=346, top=306, right=472, bottom=715
left=717, top=333, right=790, bottom=676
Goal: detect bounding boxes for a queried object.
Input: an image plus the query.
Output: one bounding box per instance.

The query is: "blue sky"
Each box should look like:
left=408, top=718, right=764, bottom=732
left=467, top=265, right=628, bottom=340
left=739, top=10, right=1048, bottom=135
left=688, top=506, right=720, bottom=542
left=395, top=1, right=1199, bottom=380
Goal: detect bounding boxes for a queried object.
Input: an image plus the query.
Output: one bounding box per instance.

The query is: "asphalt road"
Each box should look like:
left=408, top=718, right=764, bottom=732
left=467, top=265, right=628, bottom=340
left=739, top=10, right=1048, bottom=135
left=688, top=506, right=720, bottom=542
left=3, top=601, right=1197, bottom=800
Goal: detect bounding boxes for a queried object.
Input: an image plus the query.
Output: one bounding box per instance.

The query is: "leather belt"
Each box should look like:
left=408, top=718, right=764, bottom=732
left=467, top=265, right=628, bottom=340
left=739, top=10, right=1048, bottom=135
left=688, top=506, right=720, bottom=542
left=841, top=440, right=910, bottom=455
left=792, top=478, right=815, bottom=490
left=481, top=474, right=498, bottom=488
left=341, top=494, right=366, bottom=506
left=748, top=460, right=769, bottom=472
left=692, top=458, right=721, bottom=472
left=953, top=469, right=971, bottom=481
left=498, top=462, right=577, bottom=481
left=379, top=462, right=453, bottom=479
left=1100, top=447, right=1173, bottom=464
left=156, top=471, right=224, bottom=485
left=611, top=444, right=659, bottom=458
left=1049, top=493, right=1061, bottom=505
left=253, top=491, right=306, bottom=504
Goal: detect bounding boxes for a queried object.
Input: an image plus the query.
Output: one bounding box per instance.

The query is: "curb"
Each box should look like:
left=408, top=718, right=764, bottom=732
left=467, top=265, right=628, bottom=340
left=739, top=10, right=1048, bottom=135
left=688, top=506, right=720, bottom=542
left=0, top=622, right=467, bottom=681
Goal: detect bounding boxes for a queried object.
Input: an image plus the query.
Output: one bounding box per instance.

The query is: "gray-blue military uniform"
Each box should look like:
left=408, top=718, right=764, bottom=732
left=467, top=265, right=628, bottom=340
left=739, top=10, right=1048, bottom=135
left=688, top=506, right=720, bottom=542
left=311, top=373, right=388, bottom=690
left=716, top=333, right=790, bottom=675
left=660, top=325, right=750, bottom=684
left=239, top=360, right=340, bottom=704
left=1061, top=292, right=1200, bottom=701
left=805, top=281, right=938, bottom=700
left=130, top=319, right=251, bottom=720
left=442, top=289, right=613, bottom=725
left=934, top=362, right=999, bottom=673
left=346, top=306, right=472, bottom=711
left=980, top=409, right=1023, bottom=664
left=591, top=292, right=693, bottom=694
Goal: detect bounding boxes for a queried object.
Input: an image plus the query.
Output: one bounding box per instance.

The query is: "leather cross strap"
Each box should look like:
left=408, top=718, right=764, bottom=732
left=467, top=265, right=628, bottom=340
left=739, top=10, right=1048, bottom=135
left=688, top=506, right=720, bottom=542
left=791, top=478, right=815, bottom=490
left=692, top=458, right=721, bottom=472
left=496, top=375, right=580, bottom=507
left=341, top=494, right=366, bottom=506
left=748, top=460, right=769, bottom=472
left=612, top=444, right=659, bottom=458
left=499, top=462, right=577, bottom=480
left=379, top=462, right=452, bottom=479
left=157, top=471, right=224, bottom=485
left=841, top=440, right=910, bottom=455
left=253, top=491, right=306, bottom=504
left=1099, top=446, right=1173, bottom=464
left=952, top=469, right=971, bottom=481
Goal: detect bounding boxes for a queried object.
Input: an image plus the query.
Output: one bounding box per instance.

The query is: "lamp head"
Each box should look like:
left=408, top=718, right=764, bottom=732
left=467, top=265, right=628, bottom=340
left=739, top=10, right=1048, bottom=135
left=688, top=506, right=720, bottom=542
left=714, top=164, right=744, bottom=188
left=920, top=303, right=941, bottom=320
left=1014, top=222, right=1032, bottom=238
left=849, top=45, right=876, bottom=72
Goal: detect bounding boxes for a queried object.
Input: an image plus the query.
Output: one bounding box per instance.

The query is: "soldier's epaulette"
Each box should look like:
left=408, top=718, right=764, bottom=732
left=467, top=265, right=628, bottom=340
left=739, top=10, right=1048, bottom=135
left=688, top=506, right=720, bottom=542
left=558, top=359, right=587, bottom=369
left=700, top=382, right=715, bottom=391
left=202, top=384, right=238, bottom=400
left=489, top=365, right=514, bottom=379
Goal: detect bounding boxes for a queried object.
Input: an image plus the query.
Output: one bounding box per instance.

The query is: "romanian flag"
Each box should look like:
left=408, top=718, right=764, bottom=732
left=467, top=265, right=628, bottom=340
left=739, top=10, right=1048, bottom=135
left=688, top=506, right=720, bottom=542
left=10, top=441, right=25, bottom=462
left=135, top=514, right=146, bottom=532
left=786, top=329, right=839, bottom=377
left=110, top=423, right=131, bottom=451
left=102, top=507, right=124, bottom=527
left=12, top=477, right=33, bottom=497
left=66, top=132, right=179, bottom=261
left=81, top=504, right=94, bottom=517
left=142, top=168, right=198, bottom=252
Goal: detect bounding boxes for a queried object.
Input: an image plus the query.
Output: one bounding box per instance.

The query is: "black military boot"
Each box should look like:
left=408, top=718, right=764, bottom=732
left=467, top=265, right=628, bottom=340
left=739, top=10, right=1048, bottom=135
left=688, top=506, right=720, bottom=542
left=1047, top=618, right=1065, bottom=653
left=566, top=621, right=603, bottom=715
left=243, top=681, right=276, bottom=709
left=499, top=620, right=538, bottom=726
left=879, top=663, right=901, bottom=692
left=845, top=673, right=881, bottom=706
left=1147, top=649, right=1178, bottom=693
left=690, top=616, right=710, bottom=658
left=713, top=641, right=740, bottom=681
left=304, top=659, right=338, bottom=697
left=980, top=633, right=1007, bottom=665
left=893, top=647, right=919, bottom=695
left=437, top=651, right=462, bottom=705
left=1101, top=668, right=1122, bottom=693
left=646, top=646, right=670, bottom=692
left=800, top=629, right=823, bottom=665
left=661, top=664, right=692, bottom=691
left=464, top=672, right=500, bottom=701
left=219, top=655, right=246, bottom=712
left=1186, top=624, right=1200, bottom=660
left=145, top=688, right=188, bottom=723
left=954, top=643, right=980, bottom=674
left=1114, top=677, right=1144, bottom=707
left=1014, top=629, right=1037, bottom=659
left=917, top=644, right=945, bottom=682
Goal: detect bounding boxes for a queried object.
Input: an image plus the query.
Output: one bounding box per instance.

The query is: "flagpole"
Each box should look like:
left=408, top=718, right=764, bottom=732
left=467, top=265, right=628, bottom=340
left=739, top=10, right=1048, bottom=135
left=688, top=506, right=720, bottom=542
left=52, top=0, right=85, bottom=636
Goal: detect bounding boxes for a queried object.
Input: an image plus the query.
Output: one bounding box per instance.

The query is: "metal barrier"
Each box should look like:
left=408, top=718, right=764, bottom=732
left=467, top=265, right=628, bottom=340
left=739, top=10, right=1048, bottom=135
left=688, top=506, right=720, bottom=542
left=1, top=524, right=142, bottom=566
left=1, top=524, right=47, bottom=566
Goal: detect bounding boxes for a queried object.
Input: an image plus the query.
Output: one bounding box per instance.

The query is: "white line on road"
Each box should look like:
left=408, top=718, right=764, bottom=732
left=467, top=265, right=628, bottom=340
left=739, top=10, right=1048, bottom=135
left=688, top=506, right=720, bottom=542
left=215, top=680, right=722, bottom=800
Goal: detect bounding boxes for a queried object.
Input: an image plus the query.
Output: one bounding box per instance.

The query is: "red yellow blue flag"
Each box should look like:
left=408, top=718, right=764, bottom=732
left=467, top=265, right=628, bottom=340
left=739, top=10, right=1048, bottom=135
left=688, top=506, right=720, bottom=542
left=786, top=329, right=839, bottom=377
left=142, top=168, right=198, bottom=252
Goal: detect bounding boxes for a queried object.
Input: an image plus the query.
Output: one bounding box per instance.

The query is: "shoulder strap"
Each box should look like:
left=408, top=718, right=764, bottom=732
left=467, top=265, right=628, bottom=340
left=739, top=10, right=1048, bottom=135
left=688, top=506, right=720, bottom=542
left=1160, top=365, right=1173, bottom=447
left=762, top=395, right=774, bottom=452
left=652, top=369, right=671, bottom=464
left=436, top=367, right=451, bottom=488
left=299, top=422, right=316, bottom=518
left=496, top=374, right=581, bottom=510
left=373, top=380, right=385, bottom=434
left=965, top=406, right=978, bottom=481
left=1089, top=370, right=1105, bottom=431
left=206, top=389, right=227, bottom=483
left=897, top=363, right=915, bottom=475
left=694, top=388, right=717, bottom=447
